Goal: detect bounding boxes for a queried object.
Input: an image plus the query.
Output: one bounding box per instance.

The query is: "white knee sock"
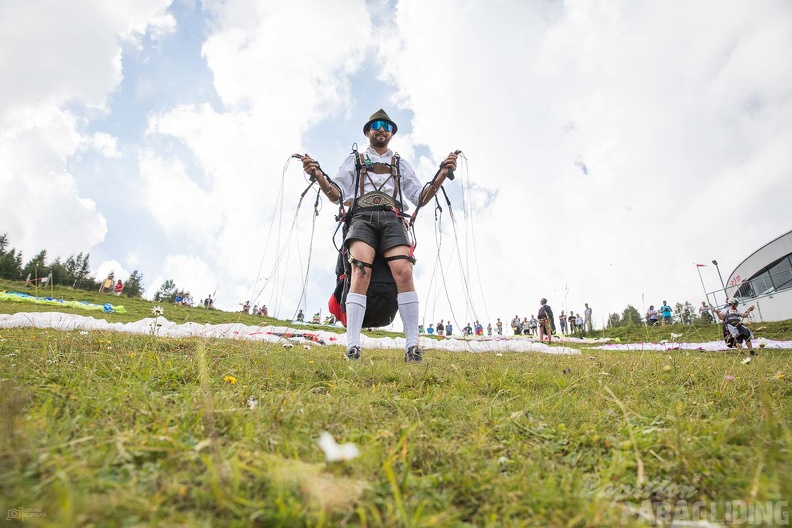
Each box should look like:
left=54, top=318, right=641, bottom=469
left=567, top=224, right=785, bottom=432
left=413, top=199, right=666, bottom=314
left=398, top=291, right=420, bottom=349
left=345, top=293, right=367, bottom=348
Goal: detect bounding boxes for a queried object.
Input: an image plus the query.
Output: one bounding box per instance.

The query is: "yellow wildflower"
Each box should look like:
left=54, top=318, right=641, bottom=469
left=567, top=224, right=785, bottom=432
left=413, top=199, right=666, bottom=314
left=223, top=375, right=237, bottom=384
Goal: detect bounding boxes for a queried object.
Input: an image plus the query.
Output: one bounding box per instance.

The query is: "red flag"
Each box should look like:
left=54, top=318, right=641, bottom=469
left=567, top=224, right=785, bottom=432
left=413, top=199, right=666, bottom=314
left=695, top=263, right=707, bottom=267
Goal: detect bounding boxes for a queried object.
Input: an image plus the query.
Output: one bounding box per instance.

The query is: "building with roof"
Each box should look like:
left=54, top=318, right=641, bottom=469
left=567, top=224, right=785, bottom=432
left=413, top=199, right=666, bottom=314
left=724, top=229, right=792, bottom=322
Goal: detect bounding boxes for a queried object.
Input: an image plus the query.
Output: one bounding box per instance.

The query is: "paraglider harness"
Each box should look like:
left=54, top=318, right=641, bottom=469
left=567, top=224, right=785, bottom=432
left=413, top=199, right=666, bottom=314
left=297, top=146, right=456, bottom=328
left=327, top=146, right=418, bottom=328
left=720, top=306, right=748, bottom=348
left=331, top=145, right=460, bottom=328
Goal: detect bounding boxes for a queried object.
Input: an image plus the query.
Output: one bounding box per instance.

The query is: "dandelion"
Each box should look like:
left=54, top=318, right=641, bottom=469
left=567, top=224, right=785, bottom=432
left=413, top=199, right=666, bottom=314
left=318, top=431, right=359, bottom=462
left=725, top=374, right=735, bottom=381
left=776, top=373, right=785, bottom=380
left=129, top=352, right=135, bottom=358
left=309, top=360, right=314, bottom=364
left=223, top=375, right=237, bottom=384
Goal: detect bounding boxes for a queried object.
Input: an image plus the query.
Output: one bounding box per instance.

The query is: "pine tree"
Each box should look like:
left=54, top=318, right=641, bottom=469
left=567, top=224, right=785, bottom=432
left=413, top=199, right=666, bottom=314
left=125, top=270, right=144, bottom=298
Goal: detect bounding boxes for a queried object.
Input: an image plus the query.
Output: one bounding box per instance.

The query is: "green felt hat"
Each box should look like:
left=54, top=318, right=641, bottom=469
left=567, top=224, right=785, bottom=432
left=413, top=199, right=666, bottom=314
left=363, top=108, right=398, bottom=134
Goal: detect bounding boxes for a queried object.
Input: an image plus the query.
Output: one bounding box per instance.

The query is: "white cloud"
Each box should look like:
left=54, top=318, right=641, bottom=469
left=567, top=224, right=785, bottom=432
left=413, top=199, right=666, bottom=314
left=94, top=260, right=129, bottom=282
left=377, top=0, right=792, bottom=321
left=86, top=132, right=122, bottom=158
left=145, top=253, right=217, bottom=302
left=3, top=0, right=790, bottom=328
left=0, top=0, right=175, bottom=260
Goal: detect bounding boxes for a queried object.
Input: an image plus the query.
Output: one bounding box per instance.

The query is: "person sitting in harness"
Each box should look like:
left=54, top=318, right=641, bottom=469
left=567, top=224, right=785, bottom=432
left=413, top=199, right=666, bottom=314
left=301, top=109, right=457, bottom=363
left=715, top=298, right=756, bottom=355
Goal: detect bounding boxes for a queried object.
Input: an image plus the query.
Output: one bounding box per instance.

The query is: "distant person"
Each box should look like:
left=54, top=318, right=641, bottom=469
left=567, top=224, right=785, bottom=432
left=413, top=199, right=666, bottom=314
left=436, top=320, right=444, bottom=336
left=646, top=305, right=659, bottom=326
left=584, top=303, right=593, bottom=332
left=487, top=323, right=492, bottom=336
left=243, top=300, right=251, bottom=313
left=463, top=323, right=473, bottom=336
left=496, top=318, right=503, bottom=335
left=559, top=310, right=567, bottom=335
left=537, top=298, right=554, bottom=343
left=297, top=309, right=304, bottom=322
left=445, top=321, right=453, bottom=336
left=427, top=324, right=435, bottom=335
left=262, top=305, right=268, bottom=317
left=659, top=301, right=673, bottom=325
left=475, top=321, right=484, bottom=336
left=512, top=315, right=522, bottom=336
left=114, top=280, right=124, bottom=296
left=575, top=313, right=584, bottom=336
left=568, top=311, right=576, bottom=334
left=99, top=276, right=113, bottom=294
left=699, top=301, right=713, bottom=324
left=715, top=298, right=756, bottom=354
left=529, top=316, right=538, bottom=336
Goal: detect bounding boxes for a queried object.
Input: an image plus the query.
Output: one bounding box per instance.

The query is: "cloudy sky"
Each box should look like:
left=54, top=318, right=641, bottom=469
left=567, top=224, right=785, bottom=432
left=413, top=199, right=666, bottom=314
left=1, top=0, right=790, bottom=329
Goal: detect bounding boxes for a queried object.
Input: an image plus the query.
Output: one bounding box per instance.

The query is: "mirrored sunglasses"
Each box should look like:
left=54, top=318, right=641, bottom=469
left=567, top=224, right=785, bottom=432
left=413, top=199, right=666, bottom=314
left=370, top=120, right=393, bottom=132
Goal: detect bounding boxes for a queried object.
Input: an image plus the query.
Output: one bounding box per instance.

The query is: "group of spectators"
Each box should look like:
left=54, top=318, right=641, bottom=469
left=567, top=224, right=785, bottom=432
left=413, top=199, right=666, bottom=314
left=98, top=278, right=124, bottom=296
left=416, top=301, right=594, bottom=338
left=557, top=305, right=593, bottom=336
left=174, top=292, right=193, bottom=306
left=242, top=300, right=268, bottom=316
left=645, top=301, right=674, bottom=326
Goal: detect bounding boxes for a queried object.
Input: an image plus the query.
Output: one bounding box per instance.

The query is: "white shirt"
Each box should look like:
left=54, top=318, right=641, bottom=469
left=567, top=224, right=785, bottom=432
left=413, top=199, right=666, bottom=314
left=333, top=145, right=423, bottom=211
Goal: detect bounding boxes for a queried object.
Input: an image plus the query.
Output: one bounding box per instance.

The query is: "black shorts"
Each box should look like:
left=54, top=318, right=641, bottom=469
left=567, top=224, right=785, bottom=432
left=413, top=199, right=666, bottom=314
left=345, top=209, right=410, bottom=252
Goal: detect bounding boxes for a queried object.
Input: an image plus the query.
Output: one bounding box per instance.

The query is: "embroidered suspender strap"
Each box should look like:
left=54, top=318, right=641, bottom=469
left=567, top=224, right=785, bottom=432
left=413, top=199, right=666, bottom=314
left=391, top=155, right=400, bottom=202
left=358, top=153, right=367, bottom=198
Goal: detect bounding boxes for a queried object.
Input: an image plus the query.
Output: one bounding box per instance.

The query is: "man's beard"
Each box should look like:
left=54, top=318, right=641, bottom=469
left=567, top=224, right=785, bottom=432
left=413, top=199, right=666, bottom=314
left=370, top=135, right=389, bottom=148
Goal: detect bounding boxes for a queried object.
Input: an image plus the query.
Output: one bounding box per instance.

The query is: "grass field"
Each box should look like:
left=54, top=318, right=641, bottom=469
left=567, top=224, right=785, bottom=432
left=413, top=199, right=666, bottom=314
left=1, top=281, right=790, bottom=526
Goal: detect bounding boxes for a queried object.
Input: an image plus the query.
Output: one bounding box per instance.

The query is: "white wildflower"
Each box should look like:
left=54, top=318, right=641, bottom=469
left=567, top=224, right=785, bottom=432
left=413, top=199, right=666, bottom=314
left=283, top=343, right=294, bottom=349
left=152, top=306, right=164, bottom=316
left=495, top=353, right=503, bottom=357
left=79, top=331, right=88, bottom=336
left=742, top=357, right=752, bottom=365
left=246, top=396, right=258, bottom=410
left=318, top=431, right=359, bottom=462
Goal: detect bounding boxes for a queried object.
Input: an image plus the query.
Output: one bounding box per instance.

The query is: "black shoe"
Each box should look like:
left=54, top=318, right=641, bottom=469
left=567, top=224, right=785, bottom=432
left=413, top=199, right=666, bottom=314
left=345, top=345, right=361, bottom=361
left=405, top=346, right=424, bottom=363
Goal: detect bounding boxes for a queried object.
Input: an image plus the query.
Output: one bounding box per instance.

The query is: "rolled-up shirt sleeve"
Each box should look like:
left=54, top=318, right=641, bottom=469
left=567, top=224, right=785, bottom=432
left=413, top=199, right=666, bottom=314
left=398, top=160, right=424, bottom=207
